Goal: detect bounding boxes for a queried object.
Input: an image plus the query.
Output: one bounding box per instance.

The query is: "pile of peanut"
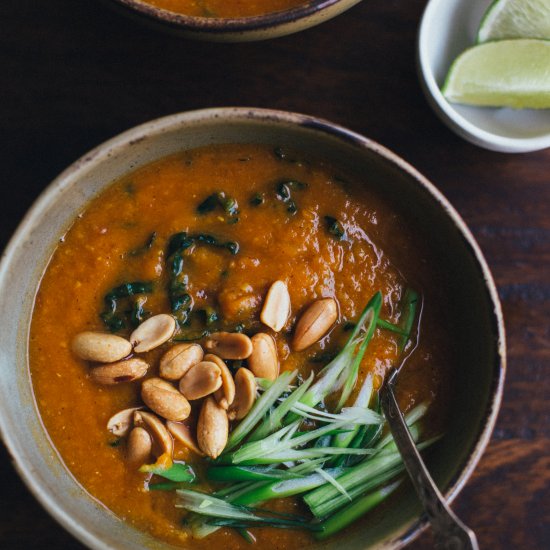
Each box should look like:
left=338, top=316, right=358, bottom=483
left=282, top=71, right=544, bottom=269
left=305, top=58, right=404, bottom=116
left=71, top=280, right=338, bottom=464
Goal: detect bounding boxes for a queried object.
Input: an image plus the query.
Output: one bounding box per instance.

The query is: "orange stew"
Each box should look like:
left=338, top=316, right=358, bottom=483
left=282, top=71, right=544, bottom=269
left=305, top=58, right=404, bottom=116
left=141, top=0, right=307, bottom=18
left=30, top=143, right=452, bottom=548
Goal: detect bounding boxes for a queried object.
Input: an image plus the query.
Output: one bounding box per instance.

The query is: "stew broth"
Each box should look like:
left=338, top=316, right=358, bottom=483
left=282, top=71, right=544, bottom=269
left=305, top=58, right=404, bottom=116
left=142, top=0, right=308, bottom=18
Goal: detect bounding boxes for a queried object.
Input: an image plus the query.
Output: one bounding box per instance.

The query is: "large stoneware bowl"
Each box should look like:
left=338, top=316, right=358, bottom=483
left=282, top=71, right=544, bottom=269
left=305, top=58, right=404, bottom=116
left=0, top=108, right=505, bottom=549
left=109, top=0, right=363, bottom=41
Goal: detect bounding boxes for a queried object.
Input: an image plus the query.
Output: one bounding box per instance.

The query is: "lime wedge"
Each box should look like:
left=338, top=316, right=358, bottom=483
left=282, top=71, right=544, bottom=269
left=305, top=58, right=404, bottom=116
left=477, top=0, right=550, bottom=42
left=442, top=39, right=550, bottom=109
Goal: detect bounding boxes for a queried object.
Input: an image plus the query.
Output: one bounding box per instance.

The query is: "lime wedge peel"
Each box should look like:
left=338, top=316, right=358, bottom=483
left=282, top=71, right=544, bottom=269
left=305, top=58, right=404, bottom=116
left=442, top=39, right=550, bottom=109
left=477, top=0, right=550, bottom=42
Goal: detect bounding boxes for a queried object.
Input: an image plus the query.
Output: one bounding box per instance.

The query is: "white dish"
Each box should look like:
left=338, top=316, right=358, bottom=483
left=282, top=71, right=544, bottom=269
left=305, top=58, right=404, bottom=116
left=417, top=0, right=550, bottom=153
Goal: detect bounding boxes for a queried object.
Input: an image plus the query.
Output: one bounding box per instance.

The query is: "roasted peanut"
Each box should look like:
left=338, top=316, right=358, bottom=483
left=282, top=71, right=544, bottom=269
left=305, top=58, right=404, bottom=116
left=179, top=361, right=222, bottom=400
left=197, top=397, right=228, bottom=459
left=260, top=280, right=290, bottom=332
left=107, top=407, right=143, bottom=437
left=71, top=332, right=132, bottom=363
left=90, top=358, right=149, bottom=385
left=141, top=378, right=191, bottom=422
left=248, top=333, right=279, bottom=381
left=159, top=343, right=203, bottom=381
left=166, top=421, right=204, bottom=456
left=292, top=297, right=338, bottom=351
left=208, top=354, right=236, bottom=410
left=130, top=314, right=176, bottom=353
left=204, top=332, right=253, bottom=360
left=228, top=368, right=257, bottom=421
left=133, top=411, right=173, bottom=458
left=126, top=427, right=152, bottom=465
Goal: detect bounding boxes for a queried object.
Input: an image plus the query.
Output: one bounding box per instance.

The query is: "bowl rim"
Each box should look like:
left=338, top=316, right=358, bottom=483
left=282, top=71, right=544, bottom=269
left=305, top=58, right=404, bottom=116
left=112, top=0, right=346, bottom=33
left=417, top=0, right=550, bottom=154
left=0, top=107, right=506, bottom=549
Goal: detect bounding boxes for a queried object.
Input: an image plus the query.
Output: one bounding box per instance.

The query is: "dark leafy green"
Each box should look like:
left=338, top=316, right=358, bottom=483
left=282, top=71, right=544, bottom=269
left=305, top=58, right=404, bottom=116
left=128, top=232, right=157, bottom=256
left=196, top=193, right=218, bottom=214
left=166, top=232, right=239, bottom=325
left=196, top=306, right=218, bottom=326
left=275, top=180, right=308, bottom=215
left=105, top=281, right=153, bottom=301
left=324, top=216, right=346, bottom=240
left=275, top=180, right=307, bottom=200
left=173, top=329, right=210, bottom=342
left=100, top=281, right=154, bottom=332
left=197, top=192, right=239, bottom=220
left=249, top=193, right=264, bottom=206
left=130, top=296, right=150, bottom=327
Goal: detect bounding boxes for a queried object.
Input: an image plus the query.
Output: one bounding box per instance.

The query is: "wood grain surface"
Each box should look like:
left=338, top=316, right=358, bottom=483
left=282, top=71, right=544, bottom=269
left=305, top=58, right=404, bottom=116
left=0, top=0, right=548, bottom=548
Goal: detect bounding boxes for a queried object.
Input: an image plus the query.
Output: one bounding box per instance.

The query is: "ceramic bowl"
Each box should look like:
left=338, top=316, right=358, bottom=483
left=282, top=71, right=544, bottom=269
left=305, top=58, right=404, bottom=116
left=418, top=0, right=550, bottom=153
left=0, top=108, right=505, bottom=549
left=109, top=0, right=363, bottom=41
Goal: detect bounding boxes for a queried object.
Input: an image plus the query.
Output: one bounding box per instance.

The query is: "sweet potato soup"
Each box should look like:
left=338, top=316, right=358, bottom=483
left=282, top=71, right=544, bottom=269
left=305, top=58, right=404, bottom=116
left=30, top=143, right=453, bottom=548
left=141, top=0, right=307, bottom=18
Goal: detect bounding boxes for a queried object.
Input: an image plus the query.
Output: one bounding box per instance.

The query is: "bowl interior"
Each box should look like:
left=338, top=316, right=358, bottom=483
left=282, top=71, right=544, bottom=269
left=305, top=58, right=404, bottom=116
left=0, top=109, right=503, bottom=549
left=418, top=0, right=550, bottom=152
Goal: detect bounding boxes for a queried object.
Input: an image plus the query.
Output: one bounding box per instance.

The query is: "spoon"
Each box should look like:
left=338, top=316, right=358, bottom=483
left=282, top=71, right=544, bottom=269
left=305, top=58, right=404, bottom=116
left=380, top=369, right=479, bottom=550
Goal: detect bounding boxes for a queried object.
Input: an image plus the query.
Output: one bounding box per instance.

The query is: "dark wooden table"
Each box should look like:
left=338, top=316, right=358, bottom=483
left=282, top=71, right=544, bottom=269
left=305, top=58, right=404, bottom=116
left=1, top=0, right=548, bottom=548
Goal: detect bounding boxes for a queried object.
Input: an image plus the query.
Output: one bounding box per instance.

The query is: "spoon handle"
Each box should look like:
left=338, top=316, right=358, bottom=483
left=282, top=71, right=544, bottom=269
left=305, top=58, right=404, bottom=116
left=380, top=383, right=479, bottom=550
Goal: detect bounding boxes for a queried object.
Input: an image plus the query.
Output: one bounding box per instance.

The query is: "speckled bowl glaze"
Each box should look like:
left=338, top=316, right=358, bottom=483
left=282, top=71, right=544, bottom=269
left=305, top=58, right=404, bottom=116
left=0, top=108, right=505, bottom=549
left=109, top=0, right=363, bottom=41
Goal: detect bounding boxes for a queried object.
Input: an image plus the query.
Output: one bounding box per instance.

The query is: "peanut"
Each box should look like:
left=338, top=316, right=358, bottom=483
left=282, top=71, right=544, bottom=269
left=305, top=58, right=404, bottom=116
left=197, top=397, right=228, bottom=459
left=207, top=354, right=236, bottom=410
left=126, top=427, right=152, bottom=465
left=179, top=361, right=222, bottom=400
left=133, top=411, right=173, bottom=459
left=159, top=343, right=203, bottom=381
left=248, top=333, right=279, bottom=381
left=260, top=280, right=290, bottom=332
left=71, top=332, right=132, bottom=363
left=90, top=358, right=148, bottom=385
left=141, top=378, right=191, bottom=422
left=204, top=332, right=253, bottom=360
left=166, top=421, right=203, bottom=456
left=292, top=298, right=338, bottom=351
left=130, top=314, right=176, bottom=353
left=107, top=407, right=143, bottom=437
left=228, top=368, right=257, bottom=421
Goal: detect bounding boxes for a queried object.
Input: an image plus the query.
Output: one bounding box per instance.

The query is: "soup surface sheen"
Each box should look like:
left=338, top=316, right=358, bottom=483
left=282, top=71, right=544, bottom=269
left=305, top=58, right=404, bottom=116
left=30, top=143, right=452, bottom=548
left=141, top=0, right=307, bottom=18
